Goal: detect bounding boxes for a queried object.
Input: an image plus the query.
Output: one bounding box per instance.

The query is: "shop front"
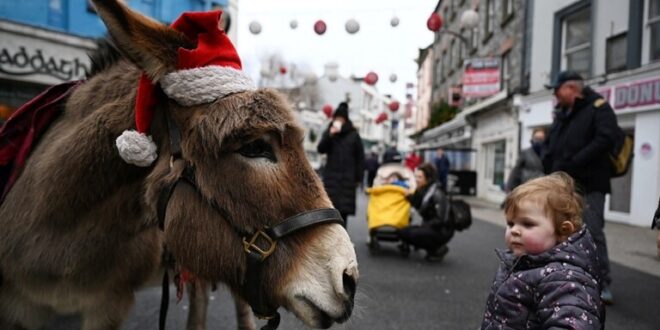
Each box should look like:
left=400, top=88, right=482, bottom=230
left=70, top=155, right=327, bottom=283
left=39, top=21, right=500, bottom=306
left=0, top=19, right=95, bottom=122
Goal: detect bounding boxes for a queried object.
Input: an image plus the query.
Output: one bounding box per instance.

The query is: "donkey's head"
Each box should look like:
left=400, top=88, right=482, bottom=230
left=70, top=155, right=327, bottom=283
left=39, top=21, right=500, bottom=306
left=90, top=0, right=357, bottom=327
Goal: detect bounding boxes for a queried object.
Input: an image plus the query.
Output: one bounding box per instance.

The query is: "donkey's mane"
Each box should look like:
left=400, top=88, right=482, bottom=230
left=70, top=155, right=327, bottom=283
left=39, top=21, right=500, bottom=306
left=87, top=38, right=123, bottom=78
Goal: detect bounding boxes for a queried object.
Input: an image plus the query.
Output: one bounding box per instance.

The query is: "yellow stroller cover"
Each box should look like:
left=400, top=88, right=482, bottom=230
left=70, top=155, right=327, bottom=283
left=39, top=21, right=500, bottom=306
left=366, top=185, right=411, bottom=230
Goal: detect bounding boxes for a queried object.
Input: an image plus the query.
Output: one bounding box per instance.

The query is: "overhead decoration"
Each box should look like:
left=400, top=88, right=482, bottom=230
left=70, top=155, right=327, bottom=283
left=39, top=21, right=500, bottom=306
left=375, top=112, right=388, bottom=124
left=249, top=21, right=262, bottom=34
left=345, top=18, right=360, bottom=34
left=314, top=20, right=327, bottom=35
left=388, top=100, right=400, bottom=112
left=364, top=71, right=378, bottom=86
left=460, top=10, right=480, bottom=29
left=390, top=16, right=399, bottom=27
left=322, top=104, right=333, bottom=118
left=427, top=12, right=442, bottom=32
left=289, top=20, right=298, bottom=29
left=389, top=74, right=397, bottom=83
left=279, top=66, right=287, bottom=75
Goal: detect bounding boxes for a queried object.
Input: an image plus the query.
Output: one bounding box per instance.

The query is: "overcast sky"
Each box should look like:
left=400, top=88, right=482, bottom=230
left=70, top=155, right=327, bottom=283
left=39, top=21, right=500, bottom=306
left=235, top=0, right=438, bottom=103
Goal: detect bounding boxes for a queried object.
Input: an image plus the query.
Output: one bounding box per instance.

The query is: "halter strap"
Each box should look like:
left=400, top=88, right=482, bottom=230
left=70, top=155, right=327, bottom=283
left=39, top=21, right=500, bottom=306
left=156, top=110, right=344, bottom=330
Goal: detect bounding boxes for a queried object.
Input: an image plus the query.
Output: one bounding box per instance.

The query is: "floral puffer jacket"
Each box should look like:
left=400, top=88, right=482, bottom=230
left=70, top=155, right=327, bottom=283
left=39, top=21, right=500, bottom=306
left=481, top=228, right=604, bottom=329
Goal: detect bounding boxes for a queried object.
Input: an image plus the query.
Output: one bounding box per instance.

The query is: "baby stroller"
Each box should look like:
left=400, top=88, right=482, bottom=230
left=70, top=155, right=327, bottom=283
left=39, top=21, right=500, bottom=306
left=365, top=163, right=416, bottom=255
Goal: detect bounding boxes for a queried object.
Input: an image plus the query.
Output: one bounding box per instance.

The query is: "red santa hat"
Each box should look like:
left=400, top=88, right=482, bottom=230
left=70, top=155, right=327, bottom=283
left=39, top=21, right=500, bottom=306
left=116, top=10, right=255, bottom=166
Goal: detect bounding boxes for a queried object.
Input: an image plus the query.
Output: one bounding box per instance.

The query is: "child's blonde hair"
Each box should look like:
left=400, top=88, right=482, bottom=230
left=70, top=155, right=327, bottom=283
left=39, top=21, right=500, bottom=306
left=504, top=172, right=583, bottom=236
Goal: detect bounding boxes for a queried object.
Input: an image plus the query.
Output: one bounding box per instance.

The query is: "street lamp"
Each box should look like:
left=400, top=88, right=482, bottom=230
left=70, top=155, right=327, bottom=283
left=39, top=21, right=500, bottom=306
left=428, top=9, right=479, bottom=46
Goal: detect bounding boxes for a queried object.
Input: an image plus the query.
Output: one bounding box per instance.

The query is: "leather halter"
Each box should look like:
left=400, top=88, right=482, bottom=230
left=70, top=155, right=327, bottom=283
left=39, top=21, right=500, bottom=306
left=155, top=110, right=344, bottom=330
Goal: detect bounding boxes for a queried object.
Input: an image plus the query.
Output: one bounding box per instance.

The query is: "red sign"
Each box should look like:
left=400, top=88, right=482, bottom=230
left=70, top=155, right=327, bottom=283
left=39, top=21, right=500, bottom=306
left=462, top=58, right=501, bottom=97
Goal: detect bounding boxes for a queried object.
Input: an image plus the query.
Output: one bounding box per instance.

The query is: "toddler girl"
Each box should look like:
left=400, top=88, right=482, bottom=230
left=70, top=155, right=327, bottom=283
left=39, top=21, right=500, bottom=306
left=481, top=172, right=603, bottom=329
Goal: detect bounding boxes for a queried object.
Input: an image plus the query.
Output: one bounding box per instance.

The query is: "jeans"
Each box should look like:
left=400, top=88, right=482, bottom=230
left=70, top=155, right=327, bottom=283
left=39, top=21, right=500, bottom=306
left=583, top=191, right=611, bottom=285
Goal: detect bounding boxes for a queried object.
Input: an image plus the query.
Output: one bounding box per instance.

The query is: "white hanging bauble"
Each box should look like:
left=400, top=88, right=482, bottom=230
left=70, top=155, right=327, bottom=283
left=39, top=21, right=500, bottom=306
left=290, top=20, right=298, bottom=29
left=249, top=21, right=262, bottom=35
left=390, top=16, right=400, bottom=27
left=389, top=73, right=397, bottom=83
left=345, top=19, right=360, bottom=34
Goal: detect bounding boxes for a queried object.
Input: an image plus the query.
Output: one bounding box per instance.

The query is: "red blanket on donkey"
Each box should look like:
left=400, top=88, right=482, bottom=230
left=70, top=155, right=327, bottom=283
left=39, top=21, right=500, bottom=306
left=0, top=81, right=82, bottom=203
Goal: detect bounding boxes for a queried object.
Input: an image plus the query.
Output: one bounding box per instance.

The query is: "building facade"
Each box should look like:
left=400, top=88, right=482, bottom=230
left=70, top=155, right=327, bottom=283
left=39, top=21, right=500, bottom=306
left=418, top=0, right=528, bottom=202
left=0, top=0, right=237, bottom=122
left=521, top=0, right=660, bottom=227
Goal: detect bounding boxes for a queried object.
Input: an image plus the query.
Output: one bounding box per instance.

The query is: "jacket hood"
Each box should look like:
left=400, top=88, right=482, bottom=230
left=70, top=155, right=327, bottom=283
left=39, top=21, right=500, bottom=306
left=496, top=227, right=601, bottom=282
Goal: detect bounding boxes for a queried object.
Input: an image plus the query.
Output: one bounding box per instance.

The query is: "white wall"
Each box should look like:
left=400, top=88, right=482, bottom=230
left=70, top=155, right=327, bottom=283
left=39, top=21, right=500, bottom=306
left=528, top=0, right=580, bottom=92
left=626, top=111, right=660, bottom=227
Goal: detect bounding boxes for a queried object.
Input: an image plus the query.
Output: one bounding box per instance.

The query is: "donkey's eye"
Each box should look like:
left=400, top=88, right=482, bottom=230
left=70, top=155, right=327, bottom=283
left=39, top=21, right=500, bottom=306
left=237, top=139, right=276, bottom=162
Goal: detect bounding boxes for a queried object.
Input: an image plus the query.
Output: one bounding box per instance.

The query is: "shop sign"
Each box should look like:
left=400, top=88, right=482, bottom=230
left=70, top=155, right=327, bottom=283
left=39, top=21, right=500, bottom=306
left=595, top=78, right=660, bottom=111
left=0, top=24, right=94, bottom=85
left=462, top=58, right=501, bottom=97
left=0, top=46, right=89, bottom=82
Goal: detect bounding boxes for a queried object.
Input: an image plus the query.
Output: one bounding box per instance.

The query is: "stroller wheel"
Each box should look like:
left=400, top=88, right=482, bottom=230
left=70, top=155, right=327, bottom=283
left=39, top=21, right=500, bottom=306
left=398, top=243, right=410, bottom=257
left=368, top=237, right=380, bottom=253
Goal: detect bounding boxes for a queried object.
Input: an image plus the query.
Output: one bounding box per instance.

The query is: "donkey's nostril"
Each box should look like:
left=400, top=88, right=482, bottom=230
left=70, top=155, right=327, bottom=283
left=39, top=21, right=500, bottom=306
left=342, top=271, right=357, bottom=299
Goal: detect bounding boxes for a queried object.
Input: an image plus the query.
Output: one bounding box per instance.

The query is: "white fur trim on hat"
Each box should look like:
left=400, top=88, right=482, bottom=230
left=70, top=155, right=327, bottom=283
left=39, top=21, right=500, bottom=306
left=116, top=130, right=158, bottom=167
left=160, top=66, right=256, bottom=106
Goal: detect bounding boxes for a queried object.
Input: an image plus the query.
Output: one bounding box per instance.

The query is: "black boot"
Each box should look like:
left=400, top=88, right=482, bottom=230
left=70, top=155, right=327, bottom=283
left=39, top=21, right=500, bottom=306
left=425, top=245, right=449, bottom=262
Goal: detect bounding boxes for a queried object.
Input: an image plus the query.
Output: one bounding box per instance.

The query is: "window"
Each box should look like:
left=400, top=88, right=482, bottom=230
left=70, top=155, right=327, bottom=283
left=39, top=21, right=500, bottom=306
left=470, top=27, right=479, bottom=54
left=442, top=51, right=448, bottom=82
left=650, top=0, right=660, bottom=61
left=451, top=39, right=458, bottom=70
left=458, top=28, right=465, bottom=65
left=502, top=51, right=512, bottom=90
left=485, top=140, right=506, bottom=190
left=606, top=33, right=627, bottom=73
left=435, top=58, right=442, bottom=85
left=502, top=0, right=514, bottom=25
left=483, top=0, right=495, bottom=41
left=562, top=6, right=591, bottom=78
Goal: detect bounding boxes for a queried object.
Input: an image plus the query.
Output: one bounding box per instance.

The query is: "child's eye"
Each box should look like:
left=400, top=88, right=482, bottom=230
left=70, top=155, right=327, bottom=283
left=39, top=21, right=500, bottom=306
left=506, top=221, right=514, bottom=227
left=522, top=222, right=535, bottom=228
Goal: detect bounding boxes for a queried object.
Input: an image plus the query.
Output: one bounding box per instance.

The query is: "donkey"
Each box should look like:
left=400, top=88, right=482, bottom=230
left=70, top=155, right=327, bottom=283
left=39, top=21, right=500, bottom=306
left=0, top=0, right=358, bottom=329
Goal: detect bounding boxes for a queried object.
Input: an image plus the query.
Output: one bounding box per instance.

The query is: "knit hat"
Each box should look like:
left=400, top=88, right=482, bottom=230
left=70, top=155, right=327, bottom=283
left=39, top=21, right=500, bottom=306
left=116, top=10, right=255, bottom=167
left=333, top=102, right=349, bottom=120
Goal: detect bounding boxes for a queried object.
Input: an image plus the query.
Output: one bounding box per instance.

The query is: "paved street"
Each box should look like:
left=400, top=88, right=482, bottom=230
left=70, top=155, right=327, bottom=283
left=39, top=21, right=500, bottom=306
left=50, top=191, right=660, bottom=329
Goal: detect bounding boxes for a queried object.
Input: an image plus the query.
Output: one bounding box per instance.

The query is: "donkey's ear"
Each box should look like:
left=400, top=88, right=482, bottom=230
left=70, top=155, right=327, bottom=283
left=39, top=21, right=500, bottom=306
left=90, top=0, right=192, bottom=80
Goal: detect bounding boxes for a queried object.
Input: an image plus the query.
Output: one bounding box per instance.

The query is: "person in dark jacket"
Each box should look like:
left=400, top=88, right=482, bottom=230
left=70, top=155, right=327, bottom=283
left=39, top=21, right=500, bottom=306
left=506, top=128, right=546, bottom=192
left=482, top=172, right=603, bottom=329
left=433, top=148, right=450, bottom=190
left=317, top=102, right=365, bottom=228
left=399, top=162, right=454, bottom=261
left=365, top=151, right=380, bottom=188
left=652, top=196, right=660, bottom=257
left=542, top=70, right=619, bottom=304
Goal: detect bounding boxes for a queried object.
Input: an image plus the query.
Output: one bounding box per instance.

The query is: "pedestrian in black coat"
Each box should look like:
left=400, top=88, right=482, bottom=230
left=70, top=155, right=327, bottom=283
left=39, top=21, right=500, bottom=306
left=542, top=70, right=619, bottom=303
left=317, top=102, right=365, bottom=228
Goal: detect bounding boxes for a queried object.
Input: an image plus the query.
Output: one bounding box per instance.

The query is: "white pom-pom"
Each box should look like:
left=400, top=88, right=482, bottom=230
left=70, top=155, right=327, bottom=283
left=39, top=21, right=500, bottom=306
left=115, top=130, right=158, bottom=167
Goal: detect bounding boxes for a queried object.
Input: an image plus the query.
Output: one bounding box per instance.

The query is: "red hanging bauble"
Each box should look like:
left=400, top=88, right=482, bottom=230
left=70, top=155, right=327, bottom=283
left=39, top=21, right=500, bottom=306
left=375, top=112, right=388, bottom=124
left=279, top=66, right=287, bottom=75
left=314, top=20, right=327, bottom=35
left=322, top=104, right=333, bottom=118
left=427, top=13, right=442, bottom=32
left=388, top=100, right=400, bottom=112
left=364, top=71, right=379, bottom=86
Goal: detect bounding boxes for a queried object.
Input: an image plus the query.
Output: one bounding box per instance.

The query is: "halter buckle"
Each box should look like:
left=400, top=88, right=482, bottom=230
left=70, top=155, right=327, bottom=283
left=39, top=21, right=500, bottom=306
left=243, top=230, right=277, bottom=260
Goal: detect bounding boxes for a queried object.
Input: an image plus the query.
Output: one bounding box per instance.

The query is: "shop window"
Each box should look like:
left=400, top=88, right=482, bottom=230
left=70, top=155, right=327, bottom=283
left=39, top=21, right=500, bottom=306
left=48, top=0, right=67, bottom=29
left=562, top=6, right=591, bottom=78
left=650, top=0, right=660, bottom=62
left=483, top=0, right=495, bottom=42
left=485, top=140, right=506, bottom=190
left=606, top=33, right=627, bottom=73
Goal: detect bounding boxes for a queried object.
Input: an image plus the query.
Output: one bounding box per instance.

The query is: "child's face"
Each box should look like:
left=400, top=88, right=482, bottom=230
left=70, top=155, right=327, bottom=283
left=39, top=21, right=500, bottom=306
left=505, top=200, right=558, bottom=256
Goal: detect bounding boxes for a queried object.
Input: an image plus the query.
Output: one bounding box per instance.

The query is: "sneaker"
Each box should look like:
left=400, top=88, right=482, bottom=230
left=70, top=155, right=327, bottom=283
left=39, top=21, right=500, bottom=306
left=601, top=286, right=614, bottom=305
left=425, top=245, right=449, bottom=262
